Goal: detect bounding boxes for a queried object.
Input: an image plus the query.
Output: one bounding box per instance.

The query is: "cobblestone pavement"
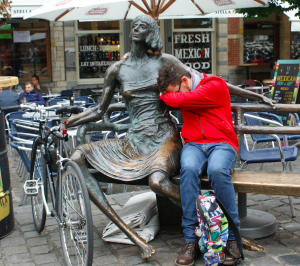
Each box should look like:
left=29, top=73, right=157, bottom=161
left=2, top=139, right=300, bottom=266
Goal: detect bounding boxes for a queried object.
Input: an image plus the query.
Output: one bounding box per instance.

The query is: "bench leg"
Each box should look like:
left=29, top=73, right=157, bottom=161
left=288, top=196, right=296, bottom=218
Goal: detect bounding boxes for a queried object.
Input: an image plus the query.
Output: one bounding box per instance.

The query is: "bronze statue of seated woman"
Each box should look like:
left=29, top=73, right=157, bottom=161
left=66, top=15, right=274, bottom=259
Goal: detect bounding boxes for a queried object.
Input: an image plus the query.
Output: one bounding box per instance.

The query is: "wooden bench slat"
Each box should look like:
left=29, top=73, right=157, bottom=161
left=201, top=170, right=300, bottom=197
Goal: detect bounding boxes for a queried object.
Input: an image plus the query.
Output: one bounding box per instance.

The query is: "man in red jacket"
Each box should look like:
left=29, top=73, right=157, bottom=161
left=158, top=63, right=240, bottom=266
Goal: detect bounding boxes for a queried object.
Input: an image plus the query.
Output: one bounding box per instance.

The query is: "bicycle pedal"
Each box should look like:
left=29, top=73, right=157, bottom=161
left=74, top=231, right=88, bottom=245
left=24, top=180, right=39, bottom=196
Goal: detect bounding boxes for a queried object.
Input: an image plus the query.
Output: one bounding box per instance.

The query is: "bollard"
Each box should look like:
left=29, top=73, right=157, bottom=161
left=0, top=107, right=15, bottom=239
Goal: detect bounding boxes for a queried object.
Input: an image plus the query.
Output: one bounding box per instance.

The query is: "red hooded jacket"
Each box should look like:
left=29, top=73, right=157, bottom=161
left=160, top=74, right=238, bottom=152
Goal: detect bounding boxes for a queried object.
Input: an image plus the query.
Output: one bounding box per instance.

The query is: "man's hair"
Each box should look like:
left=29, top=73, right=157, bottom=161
left=129, top=15, right=163, bottom=52
left=2, top=87, right=10, bottom=90
left=157, top=63, right=191, bottom=92
left=25, top=82, right=33, bottom=87
left=32, top=74, right=39, bottom=81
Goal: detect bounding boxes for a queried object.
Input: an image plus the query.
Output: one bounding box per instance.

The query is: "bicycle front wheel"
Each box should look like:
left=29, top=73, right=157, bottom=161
left=30, top=137, right=47, bottom=233
left=60, top=161, right=93, bottom=266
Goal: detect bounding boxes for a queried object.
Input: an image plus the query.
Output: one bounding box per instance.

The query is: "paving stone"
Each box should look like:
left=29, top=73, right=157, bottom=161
left=93, top=239, right=106, bottom=248
left=281, top=222, right=300, bottom=232
left=5, top=230, right=22, bottom=238
left=26, top=237, right=48, bottom=247
left=4, top=245, right=27, bottom=256
left=44, top=225, right=59, bottom=232
left=14, top=213, right=34, bottom=225
left=6, top=253, right=32, bottom=264
left=282, top=198, right=300, bottom=205
left=247, top=199, right=259, bottom=207
left=0, top=236, right=26, bottom=247
left=20, top=224, right=36, bottom=232
left=279, top=254, right=300, bottom=265
left=6, top=263, right=35, bottom=266
left=34, top=253, right=58, bottom=264
left=23, top=230, right=44, bottom=239
left=41, top=263, right=62, bottom=266
left=122, top=254, right=144, bottom=265
left=276, top=214, right=293, bottom=224
left=49, top=232, right=60, bottom=241
left=165, top=237, right=185, bottom=249
left=93, top=247, right=112, bottom=257
left=262, top=199, right=284, bottom=208
left=251, top=254, right=281, bottom=265
left=116, top=246, right=140, bottom=258
left=280, top=237, right=300, bottom=248
left=293, top=230, right=300, bottom=237
left=251, top=194, right=271, bottom=201
left=51, top=239, right=62, bottom=247
left=93, top=255, right=119, bottom=265
left=30, top=245, right=53, bottom=255
left=264, top=243, right=294, bottom=257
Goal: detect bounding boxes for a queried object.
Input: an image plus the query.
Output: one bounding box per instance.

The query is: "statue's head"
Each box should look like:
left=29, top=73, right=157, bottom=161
left=129, top=15, right=163, bottom=53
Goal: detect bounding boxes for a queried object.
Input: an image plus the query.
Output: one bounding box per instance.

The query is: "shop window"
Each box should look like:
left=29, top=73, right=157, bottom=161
left=76, top=21, right=123, bottom=83
left=243, top=23, right=274, bottom=64
left=78, top=21, right=119, bottom=31
left=291, top=32, right=300, bottom=60
left=78, top=33, right=120, bottom=79
left=0, top=20, right=50, bottom=80
left=174, top=18, right=212, bottom=29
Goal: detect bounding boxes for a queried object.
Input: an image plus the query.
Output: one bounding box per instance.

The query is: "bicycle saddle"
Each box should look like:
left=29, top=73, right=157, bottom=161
left=56, top=106, right=82, bottom=115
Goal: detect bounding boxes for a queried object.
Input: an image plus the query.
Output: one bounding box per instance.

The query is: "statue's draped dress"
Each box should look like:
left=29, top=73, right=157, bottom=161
left=76, top=56, right=182, bottom=181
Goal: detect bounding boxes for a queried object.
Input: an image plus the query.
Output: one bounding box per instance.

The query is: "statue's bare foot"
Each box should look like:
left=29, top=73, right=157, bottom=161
left=242, top=236, right=264, bottom=251
left=137, top=242, right=156, bottom=259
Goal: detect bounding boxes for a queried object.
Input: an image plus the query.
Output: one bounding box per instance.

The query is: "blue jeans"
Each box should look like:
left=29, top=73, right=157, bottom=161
left=180, top=142, right=240, bottom=242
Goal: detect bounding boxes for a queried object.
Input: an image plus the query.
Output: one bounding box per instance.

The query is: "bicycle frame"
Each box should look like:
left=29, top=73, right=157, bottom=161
left=38, top=113, right=70, bottom=227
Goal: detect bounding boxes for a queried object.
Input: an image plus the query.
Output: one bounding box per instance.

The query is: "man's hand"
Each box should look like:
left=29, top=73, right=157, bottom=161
left=261, top=96, right=276, bottom=109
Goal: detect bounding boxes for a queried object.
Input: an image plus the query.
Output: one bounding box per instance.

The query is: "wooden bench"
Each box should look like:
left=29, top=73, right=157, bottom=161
left=89, top=103, right=300, bottom=239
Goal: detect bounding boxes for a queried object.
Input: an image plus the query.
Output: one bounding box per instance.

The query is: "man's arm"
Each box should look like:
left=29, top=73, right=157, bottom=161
left=37, top=92, right=45, bottom=104
left=160, top=76, right=226, bottom=109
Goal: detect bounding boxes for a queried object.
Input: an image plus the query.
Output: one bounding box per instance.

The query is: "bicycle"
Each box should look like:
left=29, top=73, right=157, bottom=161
left=21, top=103, right=93, bottom=266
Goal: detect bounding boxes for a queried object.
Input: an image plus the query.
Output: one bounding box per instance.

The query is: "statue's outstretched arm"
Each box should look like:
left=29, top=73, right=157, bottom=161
left=227, top=83, right=276, bottom=108
left=66, top=64, right=119, bottom=128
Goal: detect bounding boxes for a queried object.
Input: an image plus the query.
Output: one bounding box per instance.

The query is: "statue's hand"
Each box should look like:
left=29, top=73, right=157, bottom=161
left=261, top=96, right=276, bottom=109
left=66, top=106, right=102, bottom=128
left=121, top=52, right=129, bottom=60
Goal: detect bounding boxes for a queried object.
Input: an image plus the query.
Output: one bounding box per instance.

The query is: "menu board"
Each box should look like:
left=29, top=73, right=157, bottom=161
left=269, top=60, right=300, bottom=125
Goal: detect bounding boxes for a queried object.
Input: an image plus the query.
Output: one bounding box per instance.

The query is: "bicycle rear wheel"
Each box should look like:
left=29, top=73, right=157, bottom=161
left=60, top=161, right=93, bottom=266
left=30, top=137, right=47, bottom=233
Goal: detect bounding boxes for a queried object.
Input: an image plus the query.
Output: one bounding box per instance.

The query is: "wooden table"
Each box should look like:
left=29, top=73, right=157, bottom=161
left=238, top=63, right=258, bottom=80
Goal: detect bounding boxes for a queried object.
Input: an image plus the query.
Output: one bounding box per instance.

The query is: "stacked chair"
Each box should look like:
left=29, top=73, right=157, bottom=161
left=6, top=109, right=60, bottom=206
left=241, top=113, right=298, bottom=217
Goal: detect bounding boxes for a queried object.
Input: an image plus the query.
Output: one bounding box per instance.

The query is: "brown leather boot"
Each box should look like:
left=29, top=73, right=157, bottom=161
left=222, top=240, right=242, bottom=265
left=175, top=242, right=199, bottom=266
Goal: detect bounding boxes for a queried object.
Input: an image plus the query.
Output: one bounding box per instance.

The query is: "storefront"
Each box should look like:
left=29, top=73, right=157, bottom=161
left=0, top=0, right=51, bottom=82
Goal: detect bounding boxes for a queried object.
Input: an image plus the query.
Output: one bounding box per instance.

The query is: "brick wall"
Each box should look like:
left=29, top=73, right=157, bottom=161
left=227, top=18, right=240, bottom=67
left=228, top=18, right=240, bottom=35
left=228, top=39, right=240, bottom=66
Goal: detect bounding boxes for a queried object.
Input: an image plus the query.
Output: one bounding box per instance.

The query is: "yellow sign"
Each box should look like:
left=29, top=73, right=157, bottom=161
left=51, top=41, right=55, bottom=47
left=0, top=193, right=10, bottom=221
left=240, top=28, right=244, bottom=34
left=0, top=167, right=10, bottom=221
